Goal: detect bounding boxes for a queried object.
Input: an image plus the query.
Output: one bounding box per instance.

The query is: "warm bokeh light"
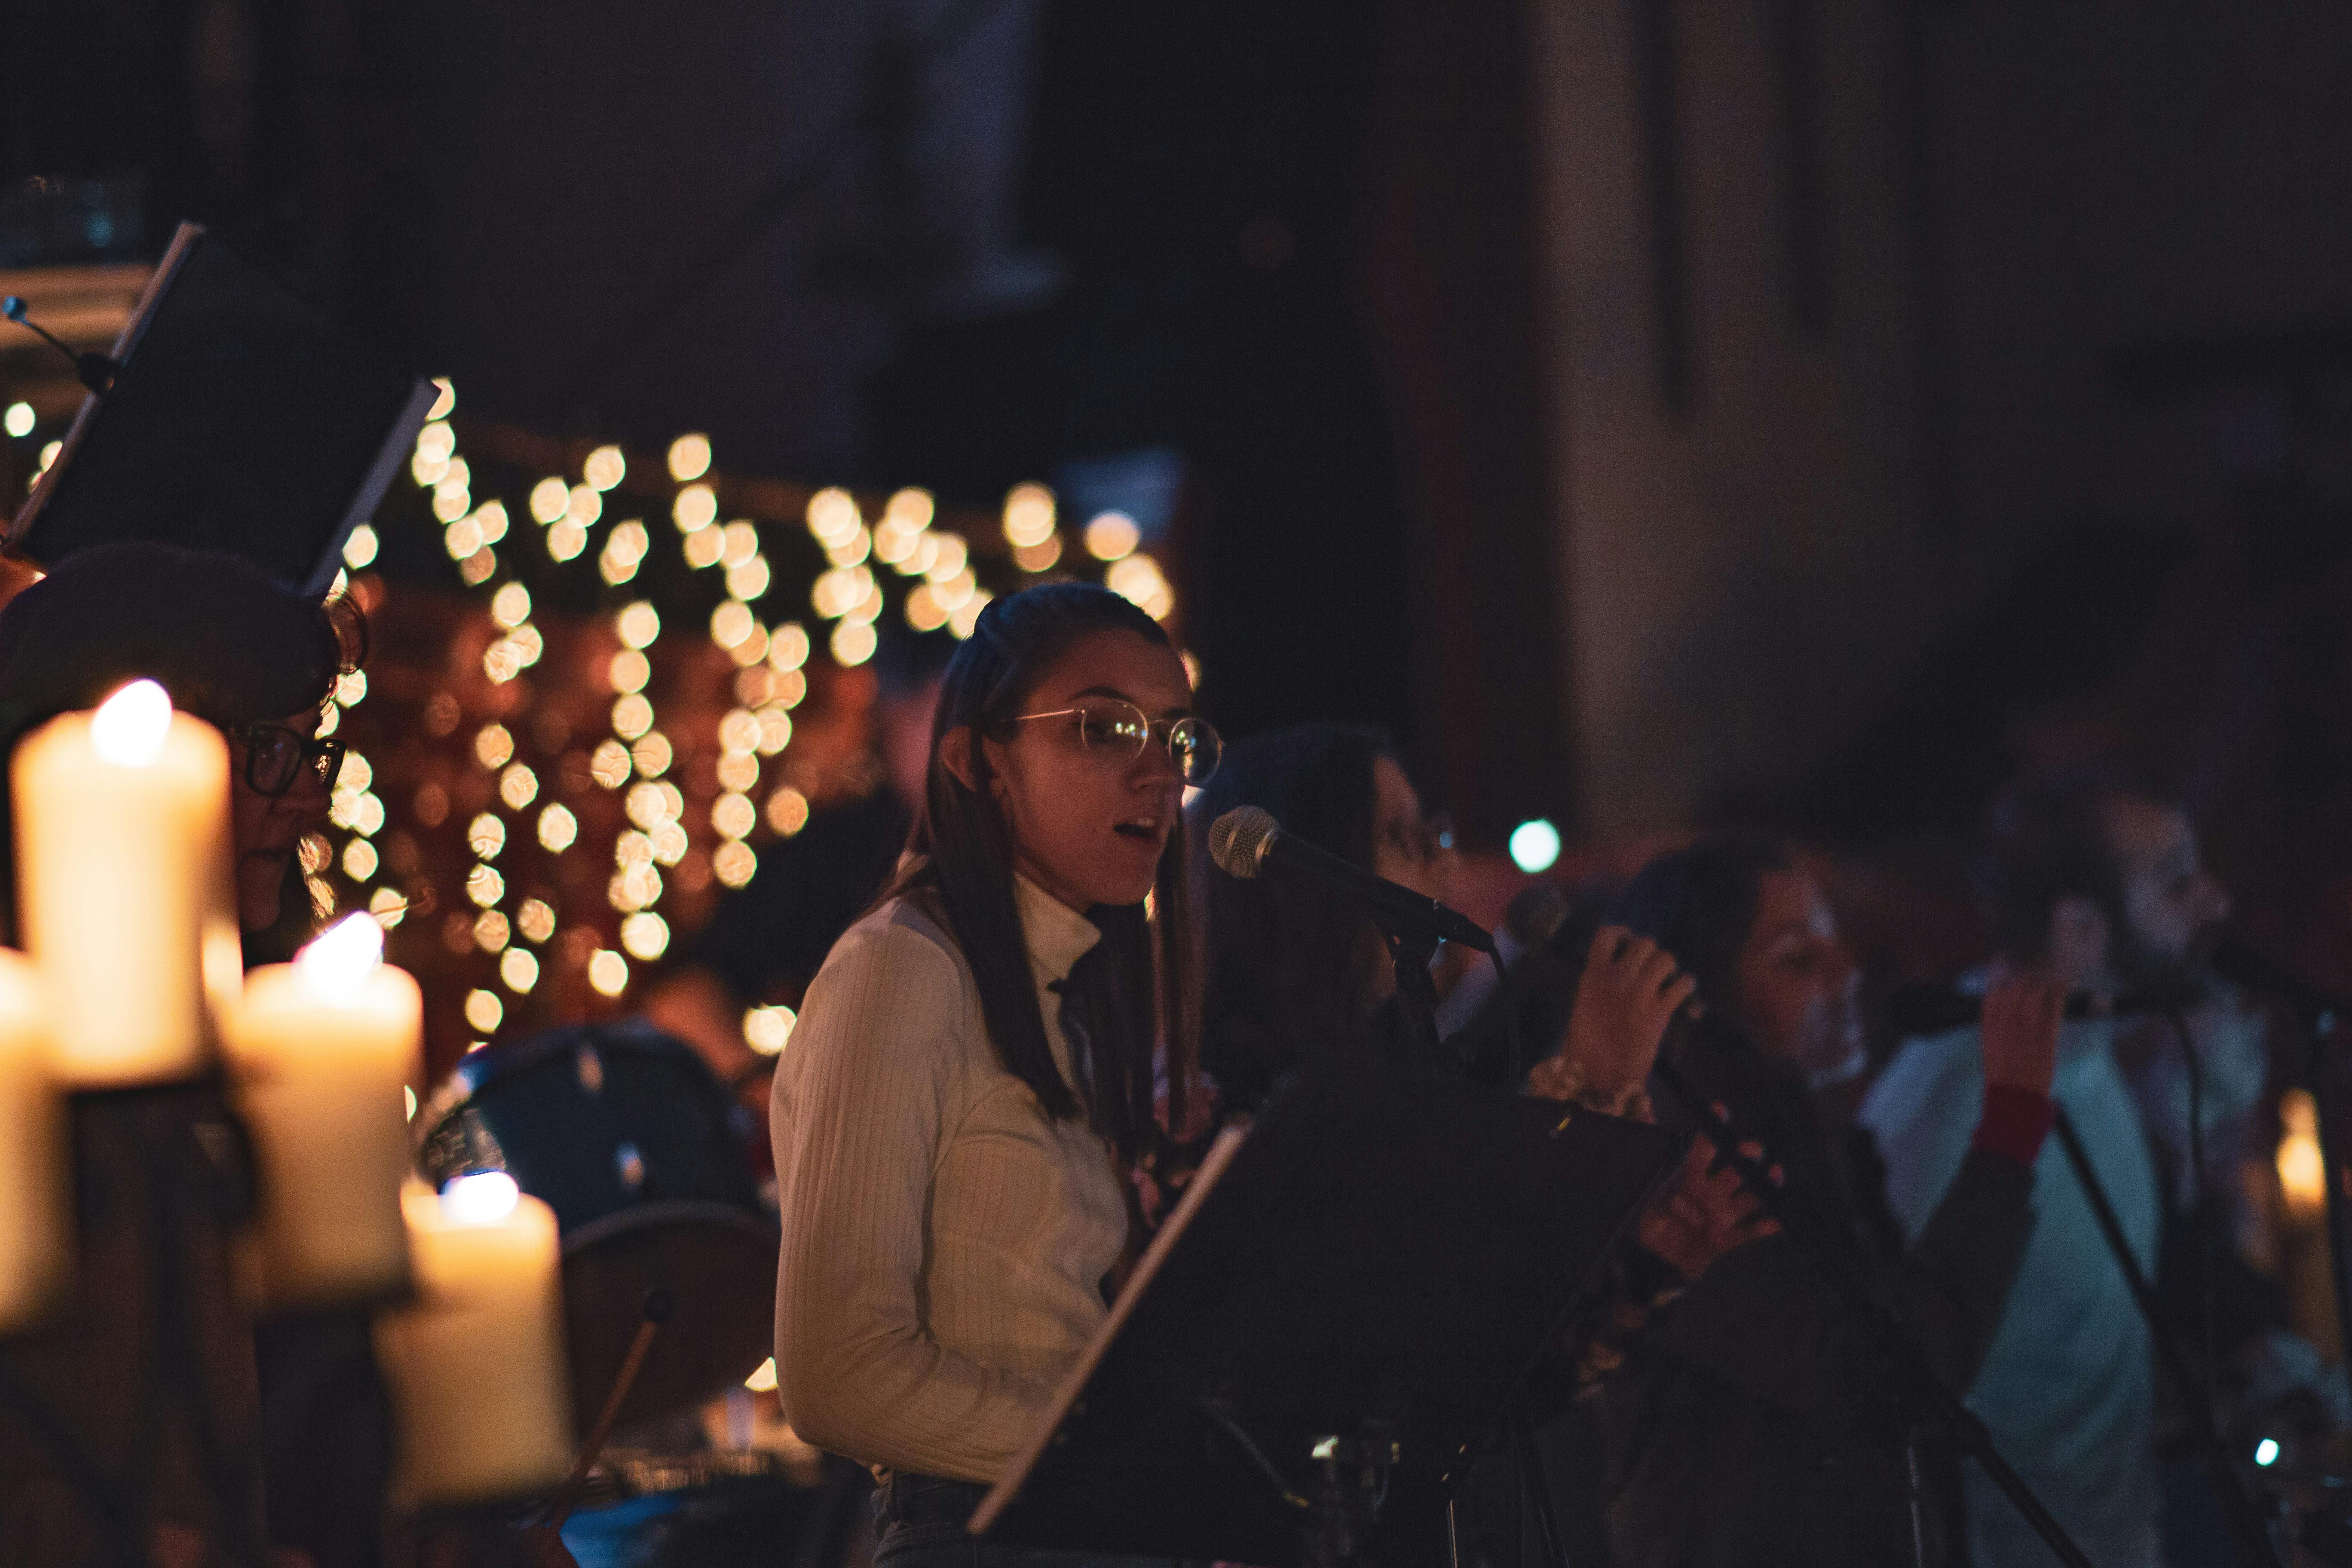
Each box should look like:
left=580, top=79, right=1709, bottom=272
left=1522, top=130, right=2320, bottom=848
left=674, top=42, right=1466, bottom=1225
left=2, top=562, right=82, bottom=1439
left=499, top=947, right=539, bottom=994
left=617, top=601, right=661, bottom=649
left=744, top=1006, right=797, bottom=1056
left=620, top=911, right=670, bottom=960
left=468, top=812, right=506, bottom=859
left=611, top=695, right=654, bottom=740
left=475, top=724, right=515, bottom=769
left=499, top=763, right=539, bottom=810
left=590, top=740, right=633, bottom=789
left=343, top=524, right=380, bottom=569
left=1084, top=511, right=1141, bottom=561
left=587, top=949, right=630, bottom=997
left=632, top=732, right=674, bottom=778
left=609, top=649, right=650, bottom=693
left=766, top=786, right=811, bottom=837
left=341, top=838, right=379, bottom=881
left=667, top=432, right=712, bottom=482
left=474, top=909, right=511, bottom=952
left=2280, top=1088, right=2327, bottom=1219
left=466, top=865, right=505, bottom=908
left=537, top=803, right=578, bottom=852
left=830, top=619, right=878, bottom=666
left=674, top=483, right=718, bottom=533
left=584, top=444, right=626, bottom=491
left=517, top=898, right=557, bottom=944
left=428, top=377, right=456, bottom=420
left=491, top=582, right=531, bottom=628
left=464, top=988, right=504, bottom=1033
left=1002, top=482, right=1056, bottom=547
left=529, top=477, right=569, bottom=524
left=714, top=841, right=757, bottom=888
left=548, top=519, right=588, bottom=562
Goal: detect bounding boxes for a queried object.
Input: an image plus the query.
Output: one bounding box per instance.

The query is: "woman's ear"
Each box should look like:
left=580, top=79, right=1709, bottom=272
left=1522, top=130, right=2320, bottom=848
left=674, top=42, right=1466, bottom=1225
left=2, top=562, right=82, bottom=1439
left=938, top=725, right=979, bottom=794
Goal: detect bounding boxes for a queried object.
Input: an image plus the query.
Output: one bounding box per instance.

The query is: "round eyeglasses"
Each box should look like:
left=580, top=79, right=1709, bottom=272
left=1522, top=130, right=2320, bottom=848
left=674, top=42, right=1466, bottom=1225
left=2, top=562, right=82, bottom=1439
left=1008, top=699, right=1222, bottom=786
left=237, top=723, right=347, bottom=797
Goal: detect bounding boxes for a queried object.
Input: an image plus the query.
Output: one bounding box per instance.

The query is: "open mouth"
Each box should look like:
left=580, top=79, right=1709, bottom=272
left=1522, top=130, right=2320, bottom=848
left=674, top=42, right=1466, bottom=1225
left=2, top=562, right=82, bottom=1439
left=1113, top=817, right=1161, bottom=843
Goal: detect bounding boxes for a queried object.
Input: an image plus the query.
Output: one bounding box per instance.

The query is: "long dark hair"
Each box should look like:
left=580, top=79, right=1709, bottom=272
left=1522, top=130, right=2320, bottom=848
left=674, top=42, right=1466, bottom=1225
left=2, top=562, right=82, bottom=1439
left=878, top=582, right=1195, bottom=1162
left=1608, top=835, right=1794, bottom=1026
left=1193, top=723, right=1396, bottom=1114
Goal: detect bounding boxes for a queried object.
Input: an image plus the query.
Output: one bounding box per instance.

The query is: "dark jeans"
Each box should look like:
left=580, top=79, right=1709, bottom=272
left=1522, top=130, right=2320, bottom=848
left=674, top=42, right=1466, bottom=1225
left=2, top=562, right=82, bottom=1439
left=872, top=1474, right=1181, bottom=1568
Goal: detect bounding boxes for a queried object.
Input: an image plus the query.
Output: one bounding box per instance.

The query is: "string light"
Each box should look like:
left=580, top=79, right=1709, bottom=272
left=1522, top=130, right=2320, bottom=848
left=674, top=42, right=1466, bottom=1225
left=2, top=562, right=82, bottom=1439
left=674, top=484, right=717, bottom=532
left=1002, top=482, right=1055, bottom=547
left=631, top=732, right=674, bottom=777
left=713, top=841, right=758, bottom=888
left=666, top=433, right=711, bottom=482
left=529, top=478, right=569, bottom=524
left=473, top=910, right=511, bottom=952
left=517, top=898, right=557, bottom=943
left=744, top=1005, right=796, bottom=1055
left=587, top=949, right=630, bottom=997
left=499, top=948, right=539, bottom=994
left=343, top=525, right=380, bottom=570
left=491, top=582, right=531, bottom=628
left=590, top=740, right=633, bottom=788
left=465, top=989, right=504, bottom=1032
left=538, top=802, right=578, bottom=851
left=584, top=444, right=626, bottom=491
left=466, top=865, right=505, bottom=907
left=499, top=763, right=539, bottom=810
left=616, top=602, right=661, bottom=648
left=467, top=813, right=505, bottom=859
left=1084, top=511, right=1141, bottom=561
left=766, top=786, right=810, bottom=836
left=475, top=724, right=515, bottom=769
left=620, top=911, right=670, bottom=960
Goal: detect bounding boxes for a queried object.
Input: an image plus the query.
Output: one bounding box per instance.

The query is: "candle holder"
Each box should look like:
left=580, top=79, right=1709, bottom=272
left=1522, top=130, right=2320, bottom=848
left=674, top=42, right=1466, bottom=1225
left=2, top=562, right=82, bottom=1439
left=0, top=1077, right=273, bottom=1568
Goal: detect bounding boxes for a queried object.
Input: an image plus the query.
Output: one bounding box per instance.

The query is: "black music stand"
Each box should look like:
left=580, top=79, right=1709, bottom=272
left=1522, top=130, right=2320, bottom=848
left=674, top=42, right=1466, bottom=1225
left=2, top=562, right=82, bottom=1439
left=969, top=1065, right=1682, bottom=1568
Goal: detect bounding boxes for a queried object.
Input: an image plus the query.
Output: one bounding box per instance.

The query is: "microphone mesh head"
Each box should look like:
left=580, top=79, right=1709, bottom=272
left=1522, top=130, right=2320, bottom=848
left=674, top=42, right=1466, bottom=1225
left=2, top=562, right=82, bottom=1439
left=1207, top=806, right=1279, bottom=879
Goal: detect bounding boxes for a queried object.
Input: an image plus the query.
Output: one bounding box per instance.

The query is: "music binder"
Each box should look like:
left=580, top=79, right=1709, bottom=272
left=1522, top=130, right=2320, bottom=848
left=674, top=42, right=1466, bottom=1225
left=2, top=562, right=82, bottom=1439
left=970, top=1066, right=1683, bottom=1567
left=9, top=222, right=435, bottom=596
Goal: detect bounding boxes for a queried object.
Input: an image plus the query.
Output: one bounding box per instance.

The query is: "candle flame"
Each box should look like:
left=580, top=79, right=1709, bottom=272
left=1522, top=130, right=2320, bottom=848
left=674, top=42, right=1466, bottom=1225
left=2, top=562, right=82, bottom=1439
left=295, top=912, right=384, bottom=998
left=440, top=1170, right=520, bottom=1225
left=90, top=679, right=173, bottom=766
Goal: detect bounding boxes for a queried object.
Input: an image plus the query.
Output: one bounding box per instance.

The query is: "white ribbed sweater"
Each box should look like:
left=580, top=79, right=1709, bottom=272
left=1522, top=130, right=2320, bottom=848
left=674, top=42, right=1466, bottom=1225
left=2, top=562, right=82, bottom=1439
left=769, top=877, right=1127, bottom=1482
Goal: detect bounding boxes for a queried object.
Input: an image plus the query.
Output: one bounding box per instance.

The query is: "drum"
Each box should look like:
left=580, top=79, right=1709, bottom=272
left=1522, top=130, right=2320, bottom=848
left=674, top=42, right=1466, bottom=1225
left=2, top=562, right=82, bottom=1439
left=416, top=1019, right=777, bottom=1434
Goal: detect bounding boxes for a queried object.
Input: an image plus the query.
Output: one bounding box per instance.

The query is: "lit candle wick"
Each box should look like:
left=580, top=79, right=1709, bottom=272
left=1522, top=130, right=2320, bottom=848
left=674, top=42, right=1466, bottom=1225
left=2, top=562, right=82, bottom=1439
left=440, top=1170, right=521, bottom=1225
left=89, top=679, right=173, bottom=767
left=295, top=912, right=386, bottom=1000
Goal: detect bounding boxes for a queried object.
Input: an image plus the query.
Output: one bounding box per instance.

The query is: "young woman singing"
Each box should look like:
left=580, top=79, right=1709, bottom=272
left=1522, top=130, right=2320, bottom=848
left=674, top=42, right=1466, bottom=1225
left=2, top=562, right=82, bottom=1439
left=769, top=583, right=1219, bottom=1565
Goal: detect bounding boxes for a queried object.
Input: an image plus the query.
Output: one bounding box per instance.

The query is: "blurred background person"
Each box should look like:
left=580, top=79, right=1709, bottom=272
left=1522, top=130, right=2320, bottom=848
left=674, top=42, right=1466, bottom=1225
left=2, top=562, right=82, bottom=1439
left=1869, top=772, right=2343, bottom=1566
left=1567, top=837, right=2061, bottom=1568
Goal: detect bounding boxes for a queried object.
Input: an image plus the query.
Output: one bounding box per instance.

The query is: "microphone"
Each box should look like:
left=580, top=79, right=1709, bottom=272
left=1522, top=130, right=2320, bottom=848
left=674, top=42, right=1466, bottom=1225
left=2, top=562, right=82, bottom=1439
left=2210, top=938, right=2352, bottom=1024
left=1879, top=980, right=2162, bottom=1039
left=1207, top=806, right=1494, bottom=953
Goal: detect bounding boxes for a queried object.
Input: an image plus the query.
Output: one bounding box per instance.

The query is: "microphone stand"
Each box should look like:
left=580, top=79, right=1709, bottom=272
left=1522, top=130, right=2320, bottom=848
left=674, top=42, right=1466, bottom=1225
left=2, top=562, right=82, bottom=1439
left=1645, top=1047, right=2098, bottom=1568
left=2045, top=1108, right=2285, bottom=1565
left=1380, top=920, right=1573, bottom=1568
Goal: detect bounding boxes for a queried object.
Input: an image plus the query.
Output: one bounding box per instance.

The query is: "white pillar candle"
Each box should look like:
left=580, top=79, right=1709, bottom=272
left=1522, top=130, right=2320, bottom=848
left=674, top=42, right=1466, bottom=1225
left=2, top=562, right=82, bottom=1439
left=224, top=914, right=421, bottom=1310
left=12, top=680, right=235, bottom=1085
left=375, top=1173, right=575, bottom=1507
left=0, top=947, right=66, bottom=1330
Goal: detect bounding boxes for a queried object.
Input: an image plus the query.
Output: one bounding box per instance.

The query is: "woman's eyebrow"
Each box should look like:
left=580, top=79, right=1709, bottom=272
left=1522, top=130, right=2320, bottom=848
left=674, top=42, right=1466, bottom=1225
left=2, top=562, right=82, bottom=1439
left=1068, top=683, right=1194, bottom=718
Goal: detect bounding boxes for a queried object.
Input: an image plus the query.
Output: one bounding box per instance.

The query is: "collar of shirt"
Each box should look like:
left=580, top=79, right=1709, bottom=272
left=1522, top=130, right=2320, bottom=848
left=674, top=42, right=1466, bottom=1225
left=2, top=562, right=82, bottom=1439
left=1013, top=872, right=1101, bottom=989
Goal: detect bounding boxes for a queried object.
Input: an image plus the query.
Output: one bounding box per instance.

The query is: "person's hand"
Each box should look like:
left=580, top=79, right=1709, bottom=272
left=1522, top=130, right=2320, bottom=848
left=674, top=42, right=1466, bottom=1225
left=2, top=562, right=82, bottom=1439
left=1636, top=1132, right=1779, bottom=1281
left=1544, top=925, right=1695, bottom=1105
left=1980, top=964, right=2064, bottom=1099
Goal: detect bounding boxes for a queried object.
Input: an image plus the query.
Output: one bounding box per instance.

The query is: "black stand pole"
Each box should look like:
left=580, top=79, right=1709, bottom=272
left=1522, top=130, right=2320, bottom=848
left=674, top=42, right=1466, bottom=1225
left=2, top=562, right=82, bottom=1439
left=2046, top=1109, right=2283, bottom=1564
left=2300, top=1010, right=2352, bottom=1415
left=1648, top=1054, right=2098, bottom=1568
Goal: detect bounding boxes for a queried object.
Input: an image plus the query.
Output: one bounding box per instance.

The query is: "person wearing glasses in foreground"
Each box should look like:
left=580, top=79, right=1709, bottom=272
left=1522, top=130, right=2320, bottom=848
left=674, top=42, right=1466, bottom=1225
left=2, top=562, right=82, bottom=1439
left=770, top=583, right=1219, bottom=1568
left=0, top=540, right=369, bottom=1568
left=0, top=539, right=354, bottom=952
